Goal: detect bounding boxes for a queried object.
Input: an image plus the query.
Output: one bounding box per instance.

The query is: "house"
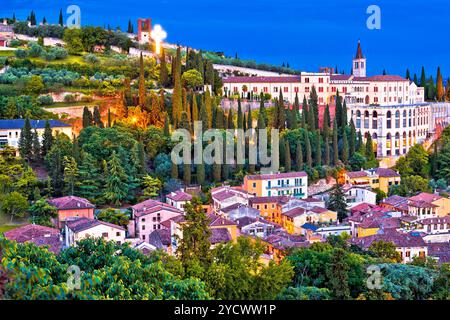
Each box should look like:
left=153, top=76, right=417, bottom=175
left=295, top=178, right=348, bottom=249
left=427, top=242, right=450, bottom=265
left=0, top=23, right=14, bottom=47
left=65, top=218, right=126, bottom=247
left=166, top=189, right=192, bottom=211
left=350, top=230, right=428, bottom=263
left=315, top=225, right=353, bottom=238
left=408, top=193, right=450, bottom=219
left=414, top=216, right=450, bottom=243
left=211, top=186, right=250, bottom=212
left=220, top=203, right=260, bottom=220
left=147, top=229, right=171, bottom=252
left=130, top=199, right=182, bottom=242
left=208, top=214, right=238, bottom=241
left=281, top=206, right=338, bottom=235
left=380, top=195, right=409, bottom=214
left=0, top=119, right=72, bottom=150
left=261, top=231, right=310, bottom=263
left=249, top=195, right=290, bottom=223
left=344, top=168, right=401, bottom=194
left=236, top=217, right=279, bottom=238
left=3, top=224, right=62, bottom=253
left=243, top=171, right=308, bottom=198
left=47, top=196, right=95, bottom=228
left=343, top=185, right=377, bottom=207
left=133, top=241, right=157, bottom=255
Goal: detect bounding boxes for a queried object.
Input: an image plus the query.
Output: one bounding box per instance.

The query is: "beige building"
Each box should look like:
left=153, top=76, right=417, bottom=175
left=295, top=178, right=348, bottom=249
left=65, top=218, right=126, bottom=246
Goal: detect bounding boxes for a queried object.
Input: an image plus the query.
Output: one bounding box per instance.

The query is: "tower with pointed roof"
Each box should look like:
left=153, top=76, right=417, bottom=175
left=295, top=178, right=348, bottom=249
left=352, top=40, right=366, bottom=77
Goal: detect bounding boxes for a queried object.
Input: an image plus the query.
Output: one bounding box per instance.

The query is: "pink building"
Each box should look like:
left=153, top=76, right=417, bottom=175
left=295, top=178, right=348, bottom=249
left=47, top=196, right=95, bottom=228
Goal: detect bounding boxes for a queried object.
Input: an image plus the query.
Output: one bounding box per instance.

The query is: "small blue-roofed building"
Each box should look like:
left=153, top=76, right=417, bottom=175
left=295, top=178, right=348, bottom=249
left=0, top=119, right=72, bottom=149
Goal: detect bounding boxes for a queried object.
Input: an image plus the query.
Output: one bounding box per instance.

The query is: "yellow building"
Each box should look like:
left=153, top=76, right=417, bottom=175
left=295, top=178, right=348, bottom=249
left=344, top=168, right=401, bottom=194
left=249, top=196, right=290, bottom=224
left=408, top=193, right=450, bottom=218
left=356, top=220, right=381, bottom=238
left=281, top=207, right=338, bottom=235
left=243, top=172, right=308, bottom=198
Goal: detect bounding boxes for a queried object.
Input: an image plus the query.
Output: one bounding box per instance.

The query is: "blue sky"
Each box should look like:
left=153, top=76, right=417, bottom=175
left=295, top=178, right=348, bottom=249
left=2, top=0, right=449, bottom=80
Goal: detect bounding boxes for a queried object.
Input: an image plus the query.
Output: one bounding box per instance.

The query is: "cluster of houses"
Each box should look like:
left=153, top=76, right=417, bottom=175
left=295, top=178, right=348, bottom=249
left=3, top=169, right=449, bottom=265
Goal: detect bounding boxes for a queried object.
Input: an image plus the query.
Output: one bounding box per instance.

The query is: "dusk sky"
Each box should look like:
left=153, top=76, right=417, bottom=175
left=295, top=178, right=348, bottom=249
left=2, top=0, right=449, bottom=80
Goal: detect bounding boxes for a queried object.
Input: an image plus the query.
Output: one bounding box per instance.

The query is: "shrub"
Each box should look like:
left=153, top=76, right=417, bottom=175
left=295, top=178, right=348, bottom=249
left=36, top=95, right=54, bottom=106
left=14, top=49, right=28, bottom=58
left=83, top=53, right=99, bottom=64
left=28, top=42, right=44, bottom=57
left=63, top=94, right=76, bottom=103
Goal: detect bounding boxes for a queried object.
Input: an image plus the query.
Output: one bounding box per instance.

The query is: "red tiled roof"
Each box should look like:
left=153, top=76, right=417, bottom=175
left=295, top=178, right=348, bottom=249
left=66, top=218, right=125, bottom=233
left=381, top=195, right=408, bottom=207
left=366, top=75, right=409, bottom=82
left=350, top=230, right=426, bottom=248
left=418, top=216, right=450, bottom=225
left=283, top=207, right=305, bottom=219
left=355, top=41, right=364, bottom=59
left=408, top=200, right=438, bottom=208
left=210, top=228, right=232, bottom=244
left=208, top=214, right=237, bottom=227
left=132, top=199, right=182, bottom=217
left=222, top=76, right=302, bottom=84
left=249, top=195, right=291, bottom=205
left=246, top=171, right=307, bottom=180
left=4, top=224, right=62, bottom=253
left=346, top=171, right=368, bottom=179
left=166, top=190, right=192, bottom=202
left=409, top=193, right=442, bottom=203
left=47, top=196, right=94, bottom=210
left=375, top=168, right=400, bottom=178
left=330, top=74, right=353, bottom=81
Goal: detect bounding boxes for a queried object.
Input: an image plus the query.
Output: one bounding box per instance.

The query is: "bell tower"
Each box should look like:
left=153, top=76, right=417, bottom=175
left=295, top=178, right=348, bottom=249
left=352, top=40, right=366, bottom=77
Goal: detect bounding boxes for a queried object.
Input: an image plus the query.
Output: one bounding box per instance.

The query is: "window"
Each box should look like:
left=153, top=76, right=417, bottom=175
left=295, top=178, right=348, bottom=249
left=142, top=235, right=146, bottom=240
left=116, top=232, right=121, bottom=237
left=387, top=111, right=392, bottom=129
left=395, top=111, right=400, bottom=128
left=142, top=225, right=145, bottom=230
left=252, top=182, right=256, bottom=188
left=305, top=78, right=310, bottom=83
left=318, top=87, right=324, bottom=92
left=319, top=78, right=324, bottom=83
left=102, top=232, right=108, bottom=238
left=284, top=87, right=288, bottom=93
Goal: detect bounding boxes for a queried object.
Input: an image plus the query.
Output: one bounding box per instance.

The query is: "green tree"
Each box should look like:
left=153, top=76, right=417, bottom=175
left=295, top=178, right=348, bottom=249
left=368, top=241, right=402, bottom=263
left=296, top=141, right=303, bottom=171
left=18, top=117, right=33, bottom=162
left=63, top=156, right=79, bottom=196
left=97, top=208, right=130, bottom=228
left=327, top=184, right=348, bottom=221
left=41, top=120, right=53, bottom=157
left=1, top=192, right=28, bottom=223
left=182, top=69, right=203, bottom=89
left=104, top=152, right=129, bottom=206
left=326, top=248, right=350, bottom=300
left=141, top=175, right=162, bottom=199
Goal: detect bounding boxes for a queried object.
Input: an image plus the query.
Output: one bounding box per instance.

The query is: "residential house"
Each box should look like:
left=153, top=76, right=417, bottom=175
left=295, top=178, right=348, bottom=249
left=243, top=171, right=308, bottom=198
left=220, top=203, right=260, bottom=220
left=350, top=230, right=428, bottom=263
left=130, top=199, right=183, bottom=242
left=236, top=216, right=279, bottom=238
left=0, top=22, right=14, bottom=47
left=3, top=224, right=62, bottom=253
left=47, top=196, right=95, bottom=228
left=380, top=195, right=409, bottom=214
left=344, top=168, right=401, bottom=194
left=427, top=242, right=450, bottom=265
left=343, top=185, right=377, bottom=207
left=166, top=189, right=192, bottom=211
left=65, top=218, right=126, bottom=246
left=415, top=216, right=450, bottom=243
left=281, top=206, right=338, bottom=235
left=211, top=186, right=250, bottom=212
left=249, top=196, right=290, bottom=223
left=315, top=225, right=353, bottom=238
left=408, top=193, right=450, bottom=219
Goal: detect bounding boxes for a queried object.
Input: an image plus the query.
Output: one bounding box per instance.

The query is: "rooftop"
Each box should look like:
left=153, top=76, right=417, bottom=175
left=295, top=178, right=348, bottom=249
left=47, top=196, right=95, bottom=210
left=246, top=171, right=307, bottom=181
left=66, top=218, right=125, bottom=233
left=4, top=224, right=62, bottom=253
left=166, top=190, right=192, bottom=202
left=0, top=119, right=70, bottom=130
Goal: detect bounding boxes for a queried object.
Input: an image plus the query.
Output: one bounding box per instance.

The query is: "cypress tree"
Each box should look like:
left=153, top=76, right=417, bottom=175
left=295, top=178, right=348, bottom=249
left=305, top=130, right=312, bottom=168
left=332, top=119, right=339, bottom=165
left=247, top=109, right=253, bottom=129
left=192, top=93, right=199, bottom=122
left=171, top=162, right=179, bottom=180
left=324, top=134, right=330, bottom=166
left=237, top=98, right=243, bottom=129
left=323, top=104, right=330, bottom=134
left=59, top=9, right=63, bottom=26
left=179, top=111, right=190, bottom=131
left=42, top=120, right=53, bottom=156
left=139, top=53, right=146, bottom=107
left=342, top=100, right=348, bottom=128
left=172, top=47, right=183, bottom=127
left=259, top=92, right=268, bottom=126
left=32, top=129, right=41, bottom=162
left=107, top=108, right=112, bottom=127
left=302, top=95, right=308, bottom=128
left=104, top=152, right=128, bottom=206
left=436, top=67, right=445, bottom=101
left=72, top=136, right=81, bottom=164
left=257, top=108, right=266, bottom=129
left=227, top=109, right=234, bottom=130
left=335, top=90, right=342, bottom=128
left=427, top=76, right=435, bottom=101
left=277, top=89, right=286, bottom=130
left=200, top=102, right=208, bottom=132
left=295, top=141, right=303, bottom=171
left=18, top=117, right=32, bottom=161
left=349, top=119, right=356, bottom=157
left=279, top=136, right=286, bottom=169
left=309, top=85, right=319, bottom=129
left=127, top=19, right=134, bottom=33
left=291, top=92, right=300, bottom=129
left=163, top=114, right=170, bottom=137
left=342, top=129, right=348, bottom=164
left=160, top=48, right=169, bottom=87
left=405, top=69, right=410, bottom=80
left=82, top=107, right=92, bottom=128
left=197, top=163, right=205, bottom=185
left=357, top=131, right=365, bottom=154
left=93, top=106, right=103, bottom=128
left=285, top=140, right=291, bottom=172
left=315, top=130, right=321, bottom=167
left=205, top=88, right=213, bottom=128
left=365, top=134, right=374, bottom=159
left=413, top=74, right=418, bottom=86
left=183, top=164, right=191, bottom=186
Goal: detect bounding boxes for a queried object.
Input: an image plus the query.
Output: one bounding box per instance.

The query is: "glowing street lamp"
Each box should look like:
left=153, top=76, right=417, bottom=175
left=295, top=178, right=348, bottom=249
left=151, top=24, right=167, bottom=55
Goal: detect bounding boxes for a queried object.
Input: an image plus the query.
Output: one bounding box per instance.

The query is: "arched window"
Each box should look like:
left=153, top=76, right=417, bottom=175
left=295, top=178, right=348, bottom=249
left=364, top=111, right=370, bottom=128
left=386, top=133, right=392, bottom=153
left=387, top=111, right=392, bottom=129
left=403, top=110, right=407, bottom=127
left=408, top=110, right=412, bottom=127
left=356, top=110, right=361, bottom=128
left=395, top=132, right=400, bottom=155
left=395, top=111, right=400, bottom=128
left=372, top=111, right=378, bottom=129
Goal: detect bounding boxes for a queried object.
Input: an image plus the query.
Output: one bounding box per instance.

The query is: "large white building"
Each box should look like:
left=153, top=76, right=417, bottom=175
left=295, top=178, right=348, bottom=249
left=0, top=119, right=72, bottom=149
left=222, top=41, right=425, bottom=107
